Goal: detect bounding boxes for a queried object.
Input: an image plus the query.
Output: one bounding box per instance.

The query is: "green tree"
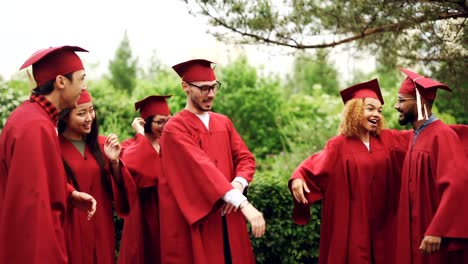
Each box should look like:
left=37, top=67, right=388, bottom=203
left=185, top=0, right=466, bottom=62
left=184, top=0, right=467, bottom=122
left=286, top=49, right=339, bottom=95
left=214, top=56, right=288, bottom=158
left=429, top=60, right=468, bottom=124
left=108, top=31, right=138, bottom=94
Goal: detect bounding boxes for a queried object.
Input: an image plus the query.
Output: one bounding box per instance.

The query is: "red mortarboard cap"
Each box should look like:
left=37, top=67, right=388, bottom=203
left=172, top=59, right=216, bottom=82
left=399, top=68, right=451, bottom=100
left=134, top=95, right=172, bottom=119
left=340, top=79, right=384, bottom=105
left=19, top=46, right=88, bottom=87
left=77, top=88, right=92, bottom=105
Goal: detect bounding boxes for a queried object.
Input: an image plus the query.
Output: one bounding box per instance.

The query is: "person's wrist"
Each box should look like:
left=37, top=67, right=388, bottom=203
left=239, top=200, right=249, bottom=210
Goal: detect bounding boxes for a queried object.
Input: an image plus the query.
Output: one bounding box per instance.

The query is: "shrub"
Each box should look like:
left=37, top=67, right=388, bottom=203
left=248, top=172, right=321, bottom=264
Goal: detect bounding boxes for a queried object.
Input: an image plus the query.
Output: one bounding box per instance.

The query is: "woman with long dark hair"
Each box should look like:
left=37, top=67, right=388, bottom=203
left=58, top=89, right=135, bottom=264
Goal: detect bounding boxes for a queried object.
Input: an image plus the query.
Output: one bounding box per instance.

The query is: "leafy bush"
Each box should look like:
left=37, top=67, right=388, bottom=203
left=248, top=172, right=321, bottom=264
left=0, top=82, right=28, bottom=130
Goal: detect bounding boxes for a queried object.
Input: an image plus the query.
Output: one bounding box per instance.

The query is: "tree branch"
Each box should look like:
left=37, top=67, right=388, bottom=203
left=398, top=53, right=468, bottom=62
left=201, top=4, right=466, bottom=49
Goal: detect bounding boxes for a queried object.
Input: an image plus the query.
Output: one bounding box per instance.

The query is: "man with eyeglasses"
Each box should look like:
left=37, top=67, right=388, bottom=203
left=159, top=59, right=266, bottom=264
left=393, top=68, right=468, bottom=264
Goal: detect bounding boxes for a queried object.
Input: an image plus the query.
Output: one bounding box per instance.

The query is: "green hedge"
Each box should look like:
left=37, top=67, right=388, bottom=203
left=248, top=173, right=321, bottom=264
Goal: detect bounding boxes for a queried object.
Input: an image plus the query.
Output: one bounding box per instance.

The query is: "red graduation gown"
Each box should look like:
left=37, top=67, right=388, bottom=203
left=160, top=110, right=256, bottom=264
left=289, top=130, right=410, bottom=264
left=60, top=135, right=135, bottom=264
left=118, top=133, right=162, bottom=264
left=396, top=120, right=468, bottom=264
left=0, top=100, right=69, bottom=263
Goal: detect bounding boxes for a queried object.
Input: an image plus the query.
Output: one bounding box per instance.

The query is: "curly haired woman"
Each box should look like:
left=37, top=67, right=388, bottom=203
left=289, top=79, right=410, bottom=264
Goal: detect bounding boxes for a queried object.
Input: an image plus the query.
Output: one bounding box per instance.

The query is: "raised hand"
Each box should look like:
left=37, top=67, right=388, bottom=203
left=131, top=117, right=145, bottom=135
left=104, top=133, right=121, bottom=162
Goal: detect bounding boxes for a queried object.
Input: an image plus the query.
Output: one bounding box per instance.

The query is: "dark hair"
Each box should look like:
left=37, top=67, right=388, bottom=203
left=32, top=72, right=73, bottom=95
left=58, top=107, right=107, bottom=191
left=144, top=115, right=155, bottom=134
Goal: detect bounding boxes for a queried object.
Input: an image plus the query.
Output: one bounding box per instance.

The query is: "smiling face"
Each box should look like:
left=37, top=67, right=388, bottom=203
left=338, top=98, right=385, bottom=138
left=145, top=114, right=171, bottom=139
left=360, top=97, right=383, bottom=133
left=64, top=101, right=95, bottom=139
left=394, top=93, right=417, bottom=126
left=182, top=80, right=217, bottom=114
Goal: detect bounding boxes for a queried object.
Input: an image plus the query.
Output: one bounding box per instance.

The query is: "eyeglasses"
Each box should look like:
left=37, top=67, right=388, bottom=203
left=152, top=118, right=170, bottom=128
left=396, top=97, right=416, bottom=104
left=186, top=81, right=222, bottom=95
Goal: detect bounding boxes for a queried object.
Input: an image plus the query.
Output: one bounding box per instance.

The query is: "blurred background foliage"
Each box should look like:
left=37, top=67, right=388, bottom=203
left=1, top=3, right=466, bottom=261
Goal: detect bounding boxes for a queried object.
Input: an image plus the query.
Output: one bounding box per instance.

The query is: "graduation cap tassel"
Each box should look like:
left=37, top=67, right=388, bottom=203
left=415, top=83, right=425, bottom=121
left=423, top=104, right=429, bottom=120
left=26, top=70, right=37, bottom=92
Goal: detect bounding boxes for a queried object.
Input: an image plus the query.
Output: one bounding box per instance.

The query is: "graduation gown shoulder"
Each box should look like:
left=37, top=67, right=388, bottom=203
left=0, top=100, right=68, bottom=263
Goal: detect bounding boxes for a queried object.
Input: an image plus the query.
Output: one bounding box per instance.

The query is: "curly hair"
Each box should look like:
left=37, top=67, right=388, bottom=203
left=337, top=98, right=384, bottom=138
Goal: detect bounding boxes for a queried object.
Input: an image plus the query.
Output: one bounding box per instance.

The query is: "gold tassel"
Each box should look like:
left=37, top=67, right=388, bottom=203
left=412, top=77, right=427, bottom=120
left=415, top=84, right=424, bottom=121
left=26, top=70, right=37, bottom=93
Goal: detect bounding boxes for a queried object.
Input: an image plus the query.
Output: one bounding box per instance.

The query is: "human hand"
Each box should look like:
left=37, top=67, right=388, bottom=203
left=70, top=191, right=97, bottom=220
left=240, top=201, right=266, bottom=238
left=104, top=133, right=121, bottom=162
left=419, top=236, right=441, bottom=255
left=131, top=117, right=145, bottom=135
left=291, top=178, right=310, bottom=204
left=221, top=181, right=245, bottom=215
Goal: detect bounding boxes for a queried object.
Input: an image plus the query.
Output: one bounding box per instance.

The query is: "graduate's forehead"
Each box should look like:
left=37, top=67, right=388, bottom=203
left=363, top=97, right=382, bottom=108
left=189, top=80, right=217, bottom=86
left=74, top=102, right=94, bottom=111
left=397, top=93, right=414, bottom=99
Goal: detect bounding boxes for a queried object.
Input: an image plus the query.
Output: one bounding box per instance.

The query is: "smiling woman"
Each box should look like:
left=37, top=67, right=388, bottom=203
left=289, top=78, right=412, bottom=264
left=57, top=89, right=136, bottom=264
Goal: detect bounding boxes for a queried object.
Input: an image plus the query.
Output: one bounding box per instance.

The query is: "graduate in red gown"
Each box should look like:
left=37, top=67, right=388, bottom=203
left=118, top=95, right=172, bottom=264
left=289, top=79, right=411, bottom=264
left=58, top=89, right=135, bottom=264
left=394, top=68, right=468, bottom=264
left=159, top=59, right=266, bottom=264
left=0, top=46, right=96, bottom=264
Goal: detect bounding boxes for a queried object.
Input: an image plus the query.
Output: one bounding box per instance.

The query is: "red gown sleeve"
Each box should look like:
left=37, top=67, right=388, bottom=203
left=386, top=129, right=413, bottom=152
left=289, top=140, right=336, bottom=225
left=0, top=123, right=68, bottom=263
left=161, top=121, right=234, bottom=225
left=121, top=134, right=158, bottom=188
left=449, top=124, right=468, bottom=157
left=424, top=128, right=468, bottom=240
left=227, top=119, right=255, bottom=183
left=99, top=136, right=136, bottom=217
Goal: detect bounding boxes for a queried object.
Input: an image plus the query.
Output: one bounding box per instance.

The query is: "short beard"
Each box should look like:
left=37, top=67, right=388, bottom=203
left=190, top=94, right=210, bottom=112
left=398, top=111, right=414, bottom=126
